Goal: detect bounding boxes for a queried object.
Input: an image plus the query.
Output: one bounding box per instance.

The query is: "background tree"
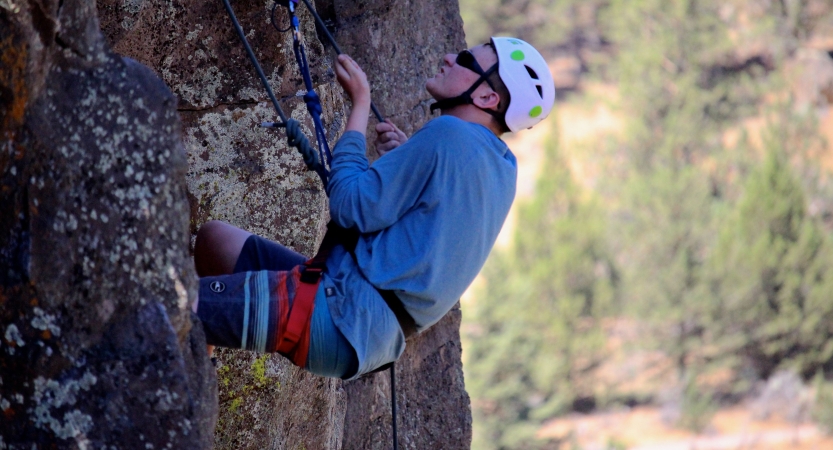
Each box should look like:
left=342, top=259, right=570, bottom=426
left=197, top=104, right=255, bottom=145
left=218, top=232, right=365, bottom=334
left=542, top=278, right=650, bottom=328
left=465, top=138, right=618, bottom=450
left=461, top=0, right=833, bottom=447
left=707, top=145, right=833, bottom=382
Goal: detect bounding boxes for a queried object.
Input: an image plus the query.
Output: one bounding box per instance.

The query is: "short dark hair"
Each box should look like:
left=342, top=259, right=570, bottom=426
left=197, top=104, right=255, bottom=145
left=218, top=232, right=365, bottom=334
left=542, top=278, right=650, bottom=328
left=485, top=42, right=511, bottom=133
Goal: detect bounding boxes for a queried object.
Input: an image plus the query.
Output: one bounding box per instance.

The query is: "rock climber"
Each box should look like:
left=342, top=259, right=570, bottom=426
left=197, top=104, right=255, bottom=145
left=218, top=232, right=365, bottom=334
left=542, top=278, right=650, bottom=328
left=192, top=37, right=555, bottom=380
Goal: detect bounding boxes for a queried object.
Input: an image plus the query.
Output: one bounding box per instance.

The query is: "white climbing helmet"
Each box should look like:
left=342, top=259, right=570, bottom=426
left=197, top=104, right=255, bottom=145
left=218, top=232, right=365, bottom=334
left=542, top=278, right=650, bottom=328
left=491, top=37, right=556, bottom=132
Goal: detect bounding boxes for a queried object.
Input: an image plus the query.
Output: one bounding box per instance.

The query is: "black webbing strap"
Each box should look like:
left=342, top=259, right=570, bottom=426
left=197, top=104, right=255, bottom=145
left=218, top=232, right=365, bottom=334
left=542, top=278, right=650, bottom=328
left=391, top=363, right=399, bottom=449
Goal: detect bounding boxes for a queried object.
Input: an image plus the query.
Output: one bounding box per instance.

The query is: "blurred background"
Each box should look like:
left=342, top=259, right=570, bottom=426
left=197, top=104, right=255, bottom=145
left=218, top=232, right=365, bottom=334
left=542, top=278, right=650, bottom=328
left=456, top=1, right=833, bottom=449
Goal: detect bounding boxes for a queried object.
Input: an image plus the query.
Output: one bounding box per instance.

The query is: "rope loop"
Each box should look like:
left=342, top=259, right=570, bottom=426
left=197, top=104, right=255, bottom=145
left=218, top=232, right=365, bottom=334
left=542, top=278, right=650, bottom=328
left=284, top=118, right=318, bottom=170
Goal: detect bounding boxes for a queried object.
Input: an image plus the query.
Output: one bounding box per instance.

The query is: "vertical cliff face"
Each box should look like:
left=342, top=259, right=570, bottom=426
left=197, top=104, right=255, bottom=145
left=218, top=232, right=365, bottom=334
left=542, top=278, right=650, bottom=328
left=2, top=0, right=471, bottom=447
left=96, top=1, right=345, bottom=448
left=0, top=1, right=216, bottom=448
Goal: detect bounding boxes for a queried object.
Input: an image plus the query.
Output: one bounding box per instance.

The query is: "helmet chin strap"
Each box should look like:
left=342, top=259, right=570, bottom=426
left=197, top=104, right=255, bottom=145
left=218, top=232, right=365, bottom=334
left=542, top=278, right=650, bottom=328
left=430, top=65, right=503, bottom=124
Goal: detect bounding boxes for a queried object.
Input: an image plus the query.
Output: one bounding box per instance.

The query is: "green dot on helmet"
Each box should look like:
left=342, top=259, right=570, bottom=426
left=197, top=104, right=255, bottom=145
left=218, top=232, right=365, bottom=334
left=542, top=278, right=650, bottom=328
left=529, top=106, right=542, bottom=118
left=510, top=50, right=525, bottom=61
left=510, top=39, right=522, bottom=45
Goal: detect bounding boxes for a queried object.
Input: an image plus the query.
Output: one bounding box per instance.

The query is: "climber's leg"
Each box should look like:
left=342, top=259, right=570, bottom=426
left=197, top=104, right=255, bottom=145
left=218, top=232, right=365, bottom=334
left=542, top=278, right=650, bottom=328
left=231, top=233, right=307, bottom=273
left=194, top=222, right=309, bottom=359
left=194, top=220, right=252, bottom=277
left=197, top=270, right=286, bottom=353
left=195, top=220, right=308, bottom=276
left=195, top=268, right=358, bottom=378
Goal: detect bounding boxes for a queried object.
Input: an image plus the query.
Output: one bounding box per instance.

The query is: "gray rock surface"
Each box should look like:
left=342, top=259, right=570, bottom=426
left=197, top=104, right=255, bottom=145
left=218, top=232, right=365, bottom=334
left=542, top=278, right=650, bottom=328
left=1, top=1, right=215, bottom=448
left=97, top=1, right=343, bottom=448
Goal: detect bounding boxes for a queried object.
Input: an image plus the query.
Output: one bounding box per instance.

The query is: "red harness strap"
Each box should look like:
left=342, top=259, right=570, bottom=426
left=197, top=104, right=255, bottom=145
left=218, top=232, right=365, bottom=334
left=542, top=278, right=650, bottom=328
left=273, top=223, right=344, bottom=367
left=275, top=265, right=317, bottom=367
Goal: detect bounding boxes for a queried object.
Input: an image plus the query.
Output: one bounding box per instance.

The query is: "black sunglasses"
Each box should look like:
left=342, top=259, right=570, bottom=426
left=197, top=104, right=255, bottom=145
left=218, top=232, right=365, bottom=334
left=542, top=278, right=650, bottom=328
left=456, top=50, right=498, bottom=91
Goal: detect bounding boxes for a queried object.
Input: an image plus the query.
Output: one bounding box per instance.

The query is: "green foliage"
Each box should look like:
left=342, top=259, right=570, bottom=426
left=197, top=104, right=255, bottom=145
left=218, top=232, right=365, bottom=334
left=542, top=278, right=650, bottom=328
left=605, top=437, right=628, bottom=450
left=707, top=149, right=833, bottom=379
left=467, top=138, right=618, bottom=450
left=461, top=0, right=833, bottom=446
left=677, top=373, right=717, bottom=433
left=605, top=0, right=762, bottom=383
left=813, top=372, right=833, bottom=435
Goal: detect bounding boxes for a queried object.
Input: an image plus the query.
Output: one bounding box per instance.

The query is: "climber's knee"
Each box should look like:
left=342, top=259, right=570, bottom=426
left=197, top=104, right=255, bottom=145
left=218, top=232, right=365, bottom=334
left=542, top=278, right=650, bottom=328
left=194, top=220, right=252, bottom=276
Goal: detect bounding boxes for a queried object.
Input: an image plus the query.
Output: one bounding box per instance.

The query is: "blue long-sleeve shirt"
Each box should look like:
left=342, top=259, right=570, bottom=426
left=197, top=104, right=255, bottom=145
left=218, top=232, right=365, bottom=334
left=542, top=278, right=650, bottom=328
left=320, top=115, right=517, bottom=378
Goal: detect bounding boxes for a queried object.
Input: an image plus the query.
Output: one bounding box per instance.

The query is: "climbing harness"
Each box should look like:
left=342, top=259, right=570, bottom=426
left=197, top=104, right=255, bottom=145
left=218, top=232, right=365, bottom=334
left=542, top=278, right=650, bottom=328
left=220, top=1, right=404, bottom=447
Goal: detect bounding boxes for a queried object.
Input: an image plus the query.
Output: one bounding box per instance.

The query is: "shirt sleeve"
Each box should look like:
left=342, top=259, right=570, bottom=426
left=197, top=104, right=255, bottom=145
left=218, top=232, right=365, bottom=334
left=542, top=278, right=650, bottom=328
left=326, top=129, right=438, bottom=233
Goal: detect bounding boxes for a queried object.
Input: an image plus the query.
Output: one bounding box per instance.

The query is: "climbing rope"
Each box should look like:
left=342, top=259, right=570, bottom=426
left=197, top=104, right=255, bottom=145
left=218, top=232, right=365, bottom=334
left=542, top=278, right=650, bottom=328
left=221, top=2, right=401, bottom=447
left=277, top=0, right=335, bottom=174
left=391, top=362, right=399, bottom=449
left=221, top=0, right=326, bottom=187
left=296, top=0, right=385, bottom=122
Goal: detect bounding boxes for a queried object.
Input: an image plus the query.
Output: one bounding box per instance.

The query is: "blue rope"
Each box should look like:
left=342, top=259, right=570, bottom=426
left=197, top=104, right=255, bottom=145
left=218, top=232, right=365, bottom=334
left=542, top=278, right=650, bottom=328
left=288, top=3, right=333, bottom=185
left=294, top=39, right=333, bottom=168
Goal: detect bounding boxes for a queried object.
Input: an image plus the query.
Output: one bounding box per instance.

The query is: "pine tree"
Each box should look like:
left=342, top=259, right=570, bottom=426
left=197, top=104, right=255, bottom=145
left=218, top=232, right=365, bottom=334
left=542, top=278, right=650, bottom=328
left=604, top=0, right=745, bottom=384
left=707, top=148, right=833, bottom=380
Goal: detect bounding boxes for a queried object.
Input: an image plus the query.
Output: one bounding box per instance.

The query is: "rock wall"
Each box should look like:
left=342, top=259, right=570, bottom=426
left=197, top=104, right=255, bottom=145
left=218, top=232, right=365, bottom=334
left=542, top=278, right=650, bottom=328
left=0, top=1, right=215, bottom=448
left=96, top=1, right=345, bottom=448
left=2, top=0, right=472, bottom=447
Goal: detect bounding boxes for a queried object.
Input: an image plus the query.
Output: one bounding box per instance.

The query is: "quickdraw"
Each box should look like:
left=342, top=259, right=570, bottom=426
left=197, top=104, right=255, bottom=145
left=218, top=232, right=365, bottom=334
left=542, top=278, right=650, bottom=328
left=220, top=2, right=401, bottom=448
left=221, top=0, right=385, bottom=189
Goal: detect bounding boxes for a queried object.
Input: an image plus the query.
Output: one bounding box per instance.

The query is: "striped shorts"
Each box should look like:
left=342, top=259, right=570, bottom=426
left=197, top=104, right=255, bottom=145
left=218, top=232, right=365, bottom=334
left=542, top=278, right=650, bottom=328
left=197, top=235, right=357, bottom=379
left=198, top=267, right=303, bottom=354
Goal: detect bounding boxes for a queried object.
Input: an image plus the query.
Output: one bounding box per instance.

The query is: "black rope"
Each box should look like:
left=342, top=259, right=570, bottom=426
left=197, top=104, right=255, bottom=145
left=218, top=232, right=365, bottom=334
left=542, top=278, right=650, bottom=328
left=271, top=2, right=292, bottom=33
left=222, top=0, right=287, bottom=123
left=298, top=0, right=384, bottom=123
left=391, top=362, right=399, bottom=450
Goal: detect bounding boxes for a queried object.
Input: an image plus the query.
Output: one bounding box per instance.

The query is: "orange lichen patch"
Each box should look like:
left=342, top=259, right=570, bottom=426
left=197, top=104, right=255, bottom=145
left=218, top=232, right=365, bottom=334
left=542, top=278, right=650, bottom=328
left=0, top=34, right=30, bottom=131
left=41, top=330, right=51, bottom=340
